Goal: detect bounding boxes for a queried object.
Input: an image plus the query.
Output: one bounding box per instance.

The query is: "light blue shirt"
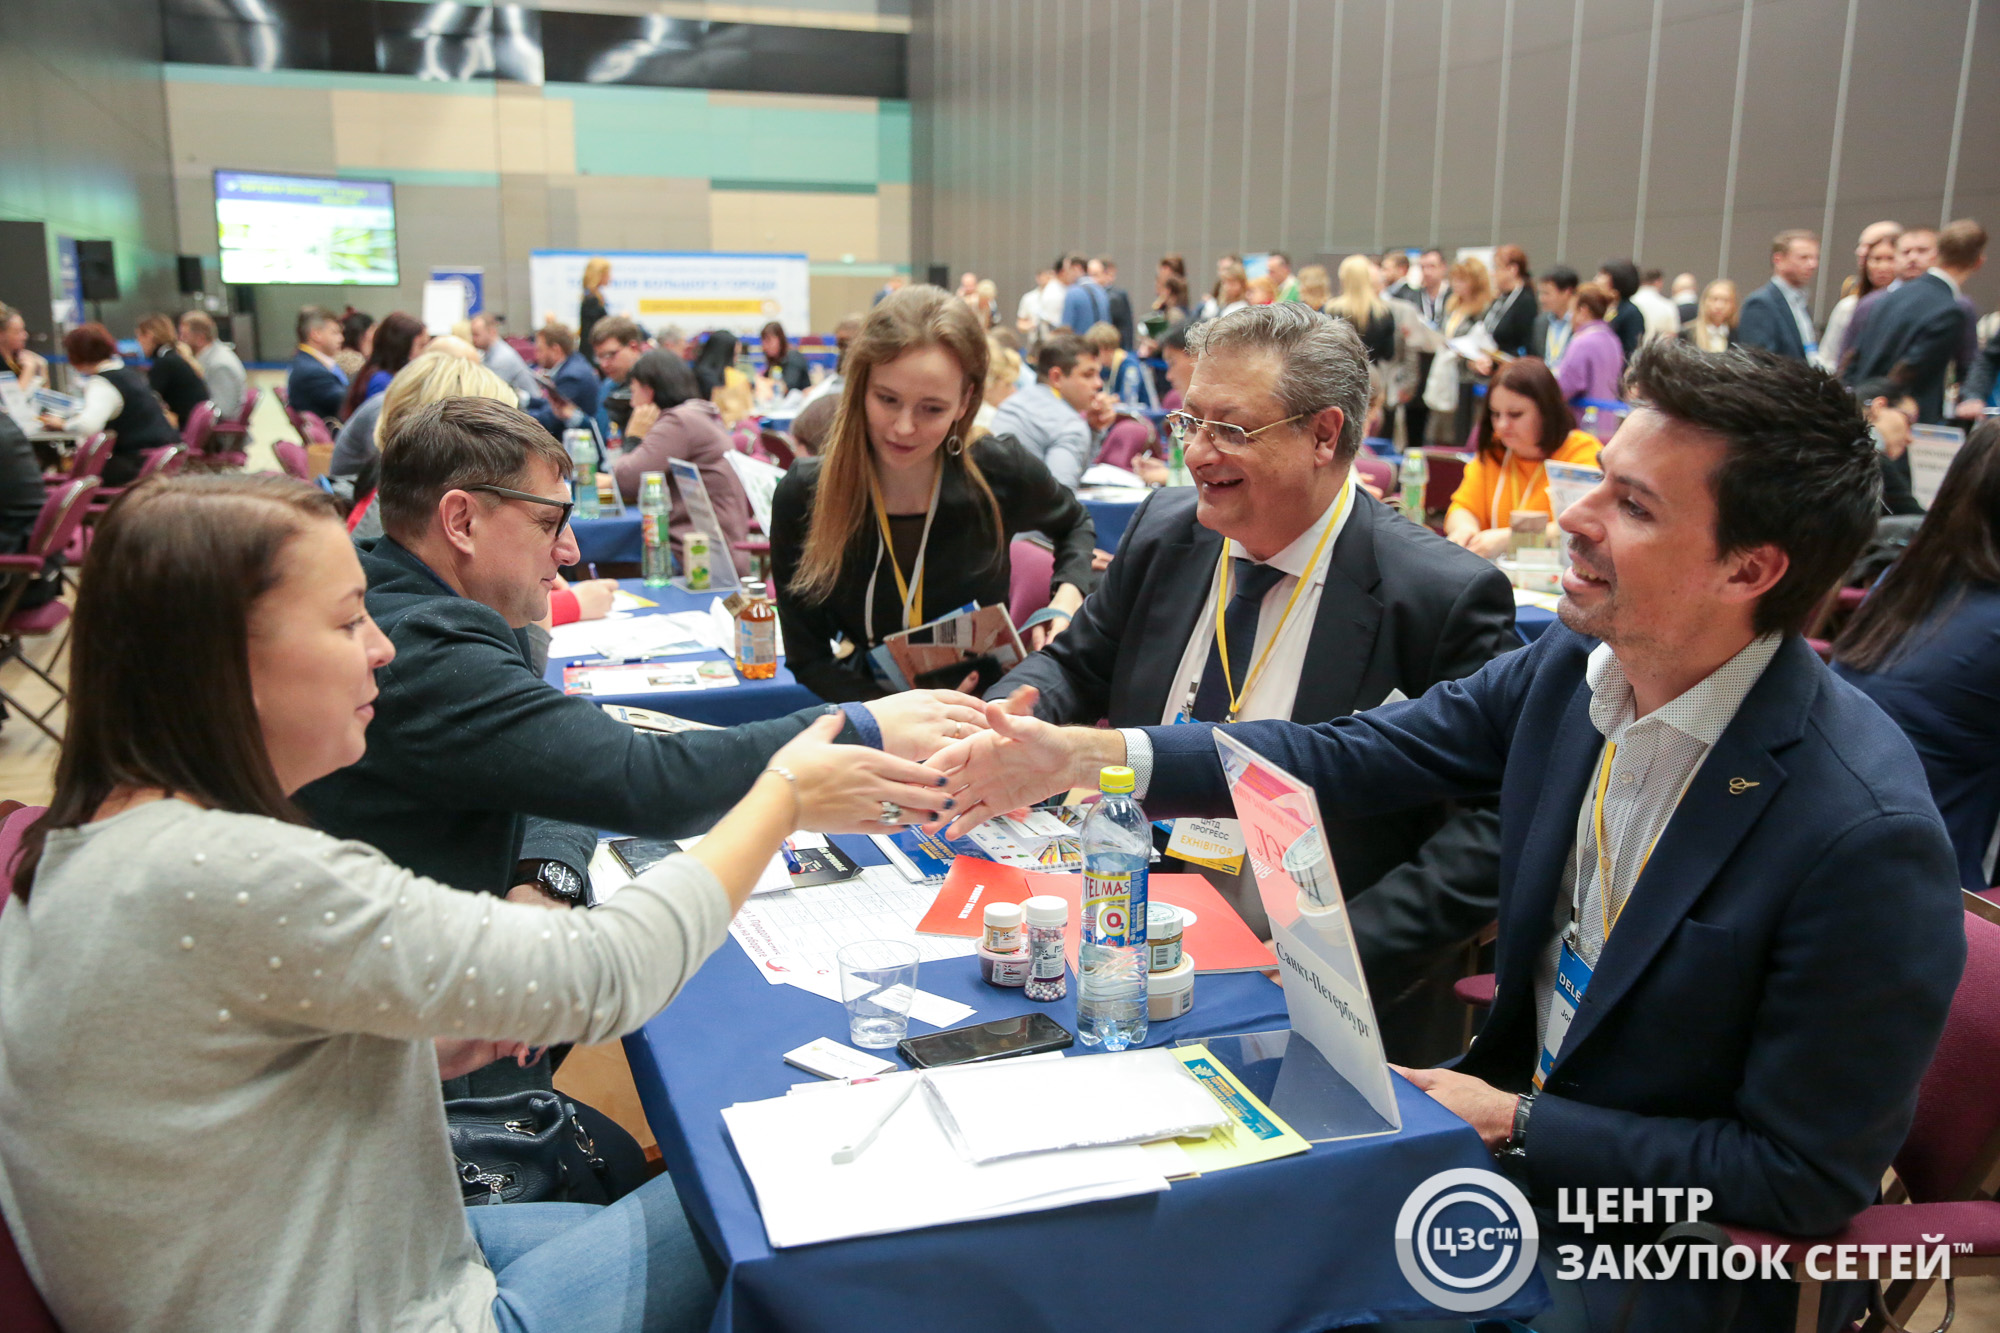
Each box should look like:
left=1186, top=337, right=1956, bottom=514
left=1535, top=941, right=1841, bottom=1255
left=989, top=385, right=1090, bottom=491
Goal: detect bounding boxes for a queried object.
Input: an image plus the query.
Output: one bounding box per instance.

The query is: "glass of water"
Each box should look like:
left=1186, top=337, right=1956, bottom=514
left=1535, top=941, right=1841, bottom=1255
left=836, top=939, right=921, bottom=1049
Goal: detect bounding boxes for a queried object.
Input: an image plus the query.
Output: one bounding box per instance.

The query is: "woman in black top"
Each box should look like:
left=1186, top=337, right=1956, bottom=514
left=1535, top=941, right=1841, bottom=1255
left=135, top=314, right=209, bottom=426
left=758, top=321, right=812, bottom=394
left=692, top=331, right=737, bottom=400
left=40, top=323, right=174, bottom=486
left=771, top=286, right=1097, bottom=703
left=1596, top=259, right=1645, bottom=362
left=578, top=256, right=610, bottom=350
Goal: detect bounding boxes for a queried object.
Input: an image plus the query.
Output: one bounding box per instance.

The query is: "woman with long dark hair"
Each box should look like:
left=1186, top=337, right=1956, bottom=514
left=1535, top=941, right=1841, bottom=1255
left=338, top=310, right=427, bottom=420
left=0, top=474, right=950, bottom=1331
left=757, top=321, right=811, bottom=394
left=1444, top=357, right=1601, bottom=558
left=769, top=286, right=1097, bottom=701
left=613, top=348, right=754, bottom=573
left=1832, top=419, right=2000, bottom=890
left=691, top=330, right=737, bottom=400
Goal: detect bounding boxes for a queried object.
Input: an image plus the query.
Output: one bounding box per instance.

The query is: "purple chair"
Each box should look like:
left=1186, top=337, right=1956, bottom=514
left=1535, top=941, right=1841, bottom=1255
left=208, top=386, right=258, bottom=454
left=0, top=478, right=99, bottom=741
left=1093, top=416, right=1158, bottom=472
left=273, top=439, right=313, bottom=481
left=1722, top=899, right=2000, bottom=1330
left=88, top=445, right=184, bottom=518
left=1353, top=452, right=1395, bottom=497
left=61, top=433, right=114, bottom=482
left=180, top=399, right=215, bottom=453
left=1006, top=537, right=1056, bottom=628
left=298, top=412, right=335, bottom=446
left=273, top=383, right=307, bottom=435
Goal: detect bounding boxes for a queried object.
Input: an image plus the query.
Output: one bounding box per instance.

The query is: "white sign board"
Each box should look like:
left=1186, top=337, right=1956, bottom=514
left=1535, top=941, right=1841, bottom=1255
left=1905, top=423, right=1966, bottom=510
left=530, top=249, right=811, bottom=340
left=1215, top=731, right=1400, bottom=1130
left=668, top=456, right=743, bottom=593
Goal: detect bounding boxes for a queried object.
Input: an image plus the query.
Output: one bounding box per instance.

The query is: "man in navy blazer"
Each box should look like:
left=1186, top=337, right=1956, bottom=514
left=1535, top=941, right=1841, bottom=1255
left=934, top=342, right=1964, bottom=1330
left=526, top=322, right=602, bottom=441
left=285, top=306, right=349, bottom=420
left=1848, top=218, right=1987, bottom=423
left=1733, top=230, right=1821, bottom=362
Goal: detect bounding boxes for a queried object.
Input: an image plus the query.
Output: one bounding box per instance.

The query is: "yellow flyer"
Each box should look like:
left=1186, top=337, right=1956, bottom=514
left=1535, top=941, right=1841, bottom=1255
left=1167, top=1043, right=1310, bottom=1173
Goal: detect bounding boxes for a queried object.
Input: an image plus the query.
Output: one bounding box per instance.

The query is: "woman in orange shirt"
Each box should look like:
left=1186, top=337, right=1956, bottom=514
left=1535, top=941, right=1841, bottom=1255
left=1445, top=357, right=1601, bottom=558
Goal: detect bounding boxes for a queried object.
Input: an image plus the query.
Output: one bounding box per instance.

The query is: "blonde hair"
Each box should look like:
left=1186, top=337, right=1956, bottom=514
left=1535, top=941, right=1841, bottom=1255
left=792, top=286, right=1001, bottom=604
left=582, top=257, right=611, bottom=294
left=1296, top=264, right=1332, bottom=309
left=1082, top=322, right=1121, bottom=355
left=984, top=338, right=1021, bottom=402
left=1690, top=280, right=1740, bottom=352
left=1327, top=254, right=1386, bottom=326
left=138, top=313, right=199, bottom=372
left=1446, top=257, right=1492, bottom=322
left=375, top=349, right=515, bottom=452
left=1246, top=276, right=1276, bottom=304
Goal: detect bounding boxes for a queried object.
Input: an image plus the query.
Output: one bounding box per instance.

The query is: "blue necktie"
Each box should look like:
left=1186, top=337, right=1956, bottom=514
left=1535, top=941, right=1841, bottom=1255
left=1190, top=559, right=1288, bottom=722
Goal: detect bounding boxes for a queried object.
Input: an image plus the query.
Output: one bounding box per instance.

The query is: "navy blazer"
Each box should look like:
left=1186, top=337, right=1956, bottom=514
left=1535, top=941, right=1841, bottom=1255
left=1733, top=280, right=1810, bottom=361
left=527, top=352, right=603, bottom=438
left=285, top=350, right=348, bottom=421
left=1849, top=273, right=1971, bottom=423
left=1139, top=626, right=1963, bottom=1239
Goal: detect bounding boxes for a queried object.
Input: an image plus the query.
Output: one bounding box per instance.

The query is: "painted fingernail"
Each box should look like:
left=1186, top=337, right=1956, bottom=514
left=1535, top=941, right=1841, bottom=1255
left=935, top=776, right=949, bottom=787
left=943, top=798, right=956, bottom=810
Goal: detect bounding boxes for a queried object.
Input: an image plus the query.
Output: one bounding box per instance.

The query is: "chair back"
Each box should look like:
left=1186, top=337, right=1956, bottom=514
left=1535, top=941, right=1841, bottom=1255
left=274, top=384, right=307, bottom=433
left=298, top=412, right=334, bottom=446
left=135, top=446, right=183, bottom=484
left=1893, top=907, right=2000, bottom=1202
left=180, top=399, right=216, bottom=451
left=68, top=433, right=114, bottom=480
left=1420, top=447, right=1472, bottom=523
left=273, top=440, right=313, bottom=481
left=231, top=385, right=259, bottom=427
left=1007, top=538, right=1057, bottom=626
left=27, top=478, right=100, bottom=561
left=755, top=429, right=798, bottom=471
left=1093, top=417, right=1156, bottom=472
left=1354, top=452, right=1395, bottom=496
left=0, top=803, right=43, bottom=891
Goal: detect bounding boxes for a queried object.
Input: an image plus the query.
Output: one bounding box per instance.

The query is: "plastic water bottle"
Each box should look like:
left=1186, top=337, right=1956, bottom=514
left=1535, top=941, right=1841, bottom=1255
left=1398, top=449, right=1428, bottom=523
left=1078, top=766, right=1150, bottom=1050
left=565, top=429, right=600, bottom=521
left=639, top=470, right=671, bottom=587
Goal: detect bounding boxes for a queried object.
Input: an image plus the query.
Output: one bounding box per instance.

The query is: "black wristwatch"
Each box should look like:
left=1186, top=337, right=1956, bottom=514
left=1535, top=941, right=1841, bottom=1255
left=1496, top=1091, right=1536, bottom=1164
left=517, top=859, right=586, bottom=906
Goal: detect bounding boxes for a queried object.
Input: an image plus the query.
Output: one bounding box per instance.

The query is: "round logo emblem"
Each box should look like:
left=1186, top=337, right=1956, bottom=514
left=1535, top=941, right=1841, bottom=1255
left=1393, top=1167, right=1539, bottom=1313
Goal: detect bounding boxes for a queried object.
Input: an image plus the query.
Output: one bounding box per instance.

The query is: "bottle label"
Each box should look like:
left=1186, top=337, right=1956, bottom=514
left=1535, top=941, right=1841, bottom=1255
left=642, top=515, right=661, bottom=547
left=736, top=616, right=776, bottom=665
left=1029, top=935, right=1065, bottom=979
left=1083, top=869, right=1147, bottom=948
left=1149, top=937, right=1182, bottom=972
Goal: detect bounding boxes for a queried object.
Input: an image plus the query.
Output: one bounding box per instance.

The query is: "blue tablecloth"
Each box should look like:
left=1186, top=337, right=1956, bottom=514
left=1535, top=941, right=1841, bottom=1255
left=573, top=515, right=643, bottom=567
left=1084, top=497, right=1143, bottom=550
left=626, top=940, right=1544, bottom=1332
left=542, top=580, right=822, bottom=724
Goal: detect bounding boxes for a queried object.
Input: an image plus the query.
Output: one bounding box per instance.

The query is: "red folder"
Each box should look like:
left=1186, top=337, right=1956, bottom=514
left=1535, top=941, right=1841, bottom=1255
left=919, top=860, right=1277, bottom=974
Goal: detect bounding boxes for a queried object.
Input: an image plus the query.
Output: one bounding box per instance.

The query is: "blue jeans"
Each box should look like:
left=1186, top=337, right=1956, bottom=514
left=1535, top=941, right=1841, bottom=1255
left=466, top=1172, right=720, bottom=1333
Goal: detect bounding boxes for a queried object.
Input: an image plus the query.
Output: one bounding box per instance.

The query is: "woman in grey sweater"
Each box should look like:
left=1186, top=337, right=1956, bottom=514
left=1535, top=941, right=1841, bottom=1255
left=0, top=475, right=953, bottom=1333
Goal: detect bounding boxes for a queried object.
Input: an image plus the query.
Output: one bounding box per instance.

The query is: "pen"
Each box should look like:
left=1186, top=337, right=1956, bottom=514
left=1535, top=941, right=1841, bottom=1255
left=831, top=1074, right=923, bottom=1164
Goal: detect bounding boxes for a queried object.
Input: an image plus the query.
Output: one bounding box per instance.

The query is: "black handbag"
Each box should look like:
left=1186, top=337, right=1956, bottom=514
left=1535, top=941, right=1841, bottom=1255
left=447, top=1091, right=613, bottom=1207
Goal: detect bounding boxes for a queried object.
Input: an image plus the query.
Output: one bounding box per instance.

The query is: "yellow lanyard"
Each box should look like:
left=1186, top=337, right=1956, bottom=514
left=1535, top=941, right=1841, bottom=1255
left=1210, top=479, right=1353, bottom=722
left=1588, top=739, right=1700, bottom=940
left=1489, top=455, right=1544, bottom=530
left=867, top=471, right=937, bottom=632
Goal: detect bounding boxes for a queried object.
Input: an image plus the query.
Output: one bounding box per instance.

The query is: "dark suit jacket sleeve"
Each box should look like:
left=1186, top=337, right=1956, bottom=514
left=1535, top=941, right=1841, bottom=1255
left=987, top=435, right=1098, bottom=593
left=1492, top=294, right=1537, bottom=359
left=1732, top=289, right=1784, bottom=356
left=768, top=464, right=879, bottom=702
left=518, top=816, right=599, bottom=880
left=1967, top=321, right=2000, bottom=405
left=1343, top=564, right=1519, bottom=968
left=1892, top=300, right=1970, bottom=393
left=370, top=600, right=849, bottom=837
left=986, top=487, right=1161, bottom=720
left=1526, top=809, right=1961, bottom=1235
left=288, top=359, right=347, bottom=420
left=559, top=360, right=601, bottom=420
left=1139, top=620, right=1544, bottom=819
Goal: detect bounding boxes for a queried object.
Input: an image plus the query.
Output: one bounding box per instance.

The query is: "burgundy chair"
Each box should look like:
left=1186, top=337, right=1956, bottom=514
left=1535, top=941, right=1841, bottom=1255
left=273, top=383, right=307, bottom=435
left=1093, top=416, right=1158, bottom=472
left=1007, top=537, right=1057, bottom=627
left=0, top=804, right=56, bottom=1332
left=87, top=446, right=183, bottom=517
left=754, top=430, right=799, bottom=470
left=1721, top=898, right=2000, bottom=1332
left=61, top=434, right=113, bottom=483
left=1418, top=447, right=1472, bottom=530
left=1353, top=452, right=1395, bottom=497
left=207, top=386, right=258, bottom=454
left=273, top=440, right=313, bottom=481
left=0, top=478, right=98, bottom=741
left=179, top=400, right=216, bottom=454
left=297, top=412, right=335, bottom=446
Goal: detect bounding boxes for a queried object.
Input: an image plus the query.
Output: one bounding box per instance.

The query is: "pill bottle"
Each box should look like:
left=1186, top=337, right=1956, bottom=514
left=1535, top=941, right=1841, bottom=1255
left=1022, top=895, right=1068, bottom=1002
left=982, top=901, right=1026, bottom=953
left=978, top=943, right=1030, bottom=987
left=1147, top=952, right=1194, bottom=1021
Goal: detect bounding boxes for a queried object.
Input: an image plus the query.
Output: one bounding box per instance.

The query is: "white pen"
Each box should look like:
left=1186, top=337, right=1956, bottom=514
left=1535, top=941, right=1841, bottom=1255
left=831, top=1074, right=923, bottom=1164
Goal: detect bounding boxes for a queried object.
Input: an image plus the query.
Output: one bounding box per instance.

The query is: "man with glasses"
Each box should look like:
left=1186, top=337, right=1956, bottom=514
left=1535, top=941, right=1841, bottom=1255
left=297, top=397, right=985, bottom=1103
left=983, top=304, right=1517, bottom=1063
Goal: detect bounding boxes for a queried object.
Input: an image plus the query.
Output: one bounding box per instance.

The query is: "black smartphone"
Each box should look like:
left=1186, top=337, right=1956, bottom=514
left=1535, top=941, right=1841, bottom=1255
left=896, top=1013, right=1074, bottom=1069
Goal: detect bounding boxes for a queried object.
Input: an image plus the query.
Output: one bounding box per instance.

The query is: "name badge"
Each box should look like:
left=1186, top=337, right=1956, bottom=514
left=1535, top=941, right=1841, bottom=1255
left=1535, top=938, right=1593, bottom=1089
left=1165, top=816, right=1246, bottom=875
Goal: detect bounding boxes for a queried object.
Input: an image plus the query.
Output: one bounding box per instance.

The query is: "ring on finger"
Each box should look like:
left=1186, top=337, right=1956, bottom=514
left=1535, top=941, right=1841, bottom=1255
left=878, top=800, right=903, bottom=825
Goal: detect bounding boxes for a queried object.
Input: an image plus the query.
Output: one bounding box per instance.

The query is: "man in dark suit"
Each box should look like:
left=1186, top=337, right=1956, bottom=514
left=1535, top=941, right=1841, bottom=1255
left=1091, top=255, right=1137, bottom=351
left=526, top=322, right=603, bottom=442
left=937, top=341, right=1964, bottom=1330
left=990, top=305, right=1517, bottom=1063
left=297, top=397, right=985, bottom=1097
left=285, top=306, right=349, bottom=420
left=1849, top=217, right=1987, bottom=423
left=1734, top=228, right=1821, bottom=361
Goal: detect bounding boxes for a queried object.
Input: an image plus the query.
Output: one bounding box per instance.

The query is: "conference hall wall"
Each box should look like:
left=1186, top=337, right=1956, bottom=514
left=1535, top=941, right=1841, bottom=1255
left=914, top=0, right=2000, bottom=321
left=159, top=0, right=914, bottom=360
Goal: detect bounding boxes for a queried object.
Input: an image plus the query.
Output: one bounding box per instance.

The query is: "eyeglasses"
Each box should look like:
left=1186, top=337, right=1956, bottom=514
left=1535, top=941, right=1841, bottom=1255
left=466, top=484, right=575, bottom=534
left=1164, top=410, right=1310, bottom=456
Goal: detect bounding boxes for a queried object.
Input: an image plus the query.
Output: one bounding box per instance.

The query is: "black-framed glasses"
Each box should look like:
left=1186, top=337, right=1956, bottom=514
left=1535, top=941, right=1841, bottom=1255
left=466, top=484, right=575, bottom=533
left=1164, top=409, right=1310, bottom=456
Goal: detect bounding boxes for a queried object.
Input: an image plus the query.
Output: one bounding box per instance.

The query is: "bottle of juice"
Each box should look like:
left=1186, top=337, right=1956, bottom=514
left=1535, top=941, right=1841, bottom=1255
left=729, top=590, right=778, bottom=679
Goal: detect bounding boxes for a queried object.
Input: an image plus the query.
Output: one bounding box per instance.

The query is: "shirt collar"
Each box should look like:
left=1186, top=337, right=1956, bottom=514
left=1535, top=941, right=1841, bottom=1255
left=1584, top=631, right=1783, bottom=746
left=1227, top=476, right=1353, bottom=581
left=298, top=343, right=337, bottom=370
left=1927, top=267, right=1961, bottom=298
left=1775, top=277, right=1811, bottom=306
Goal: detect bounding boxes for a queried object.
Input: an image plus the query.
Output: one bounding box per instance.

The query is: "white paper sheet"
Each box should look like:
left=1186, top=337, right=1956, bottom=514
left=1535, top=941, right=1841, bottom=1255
left=546, top=609, right=721, bottom=663
left=922, top=1048, right=1229, bottom=1163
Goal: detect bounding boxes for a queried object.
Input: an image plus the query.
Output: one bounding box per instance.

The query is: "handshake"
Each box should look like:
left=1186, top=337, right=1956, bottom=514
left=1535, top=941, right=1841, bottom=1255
left=766, top=686, right=1128, bottom=836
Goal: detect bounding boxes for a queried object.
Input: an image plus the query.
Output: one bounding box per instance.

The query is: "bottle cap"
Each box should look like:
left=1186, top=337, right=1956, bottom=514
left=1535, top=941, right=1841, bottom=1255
left=1098, top=765, right=1136, bottom=794
left=1146, top=902, right=1181, bottom=936
left=983, top=901, right=1024, bottom=931
left=1022, top=895, right=1067, bottom=926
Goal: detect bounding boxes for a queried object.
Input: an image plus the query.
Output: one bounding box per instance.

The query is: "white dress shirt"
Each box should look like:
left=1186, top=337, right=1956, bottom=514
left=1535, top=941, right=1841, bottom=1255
left=1038, top=278, right=1069, bottom=330
left=1776, top=278, right=1818, bottom=354
left=63, top=357, right=131, bottom=435
left=1533, top=632, right=1783, bottom=1049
